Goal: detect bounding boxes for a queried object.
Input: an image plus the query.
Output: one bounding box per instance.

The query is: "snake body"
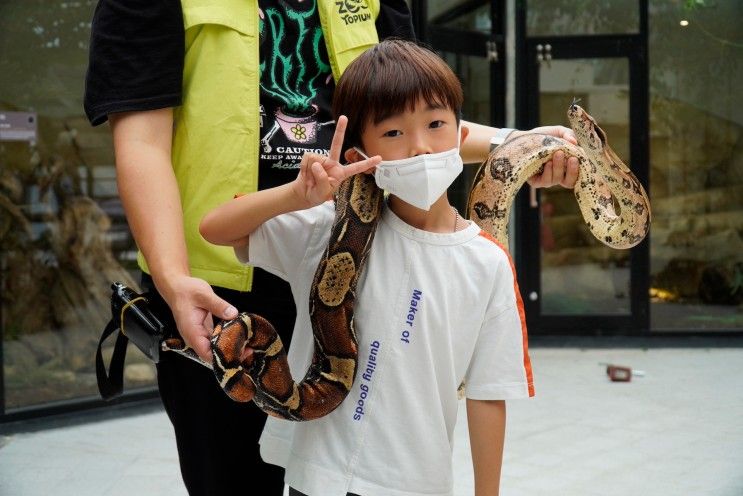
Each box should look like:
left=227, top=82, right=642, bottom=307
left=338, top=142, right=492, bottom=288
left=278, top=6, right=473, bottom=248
left=164, top=103, right=650, bottom=421
left=164, top=173, right=383, bottom=420
left=468, top=103, right=651, bottom=249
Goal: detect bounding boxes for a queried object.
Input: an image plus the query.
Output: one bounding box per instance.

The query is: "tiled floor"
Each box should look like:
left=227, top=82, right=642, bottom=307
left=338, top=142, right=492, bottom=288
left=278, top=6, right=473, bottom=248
left=2, top=347, right=743, bottom=495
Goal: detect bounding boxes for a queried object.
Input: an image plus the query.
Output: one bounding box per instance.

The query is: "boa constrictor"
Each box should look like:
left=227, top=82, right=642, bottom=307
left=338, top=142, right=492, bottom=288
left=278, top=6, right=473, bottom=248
left=468, top=102, right=651, bottom=249
left=163, top=173, right=383, bottom=421
left=164, top=103, right=650, bottom=421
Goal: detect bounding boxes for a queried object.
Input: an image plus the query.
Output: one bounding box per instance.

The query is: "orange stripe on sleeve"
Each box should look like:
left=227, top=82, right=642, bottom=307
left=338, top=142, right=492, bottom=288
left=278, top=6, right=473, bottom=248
left=478, top=231, right=535, bottom=397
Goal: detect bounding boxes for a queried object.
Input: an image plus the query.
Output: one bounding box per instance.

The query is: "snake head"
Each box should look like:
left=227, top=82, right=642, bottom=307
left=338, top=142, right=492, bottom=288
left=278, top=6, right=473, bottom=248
left=567, top=103, right=607, bottom=151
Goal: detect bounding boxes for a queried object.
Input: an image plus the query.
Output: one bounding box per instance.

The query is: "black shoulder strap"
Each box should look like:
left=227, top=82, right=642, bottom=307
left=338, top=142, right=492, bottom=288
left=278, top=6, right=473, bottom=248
left=95, top=318, right=130, bottom=400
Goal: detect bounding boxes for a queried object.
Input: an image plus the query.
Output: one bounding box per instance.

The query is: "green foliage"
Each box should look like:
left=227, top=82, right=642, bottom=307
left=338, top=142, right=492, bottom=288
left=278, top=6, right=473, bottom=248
left=684, top=0, right=711, bottom=11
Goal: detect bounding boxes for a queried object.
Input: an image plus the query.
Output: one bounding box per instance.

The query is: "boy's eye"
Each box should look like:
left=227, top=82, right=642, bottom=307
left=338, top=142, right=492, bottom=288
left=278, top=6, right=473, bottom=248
left=430, top=120, right=445, bottom=129
left=383, top=129, right=402, bottom=137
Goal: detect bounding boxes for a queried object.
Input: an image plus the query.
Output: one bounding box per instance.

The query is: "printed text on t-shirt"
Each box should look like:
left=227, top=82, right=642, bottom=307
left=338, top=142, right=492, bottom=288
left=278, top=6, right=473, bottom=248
left=353, top=340, right=380, bottom=421
left=400, top=289, right=422, bottom=344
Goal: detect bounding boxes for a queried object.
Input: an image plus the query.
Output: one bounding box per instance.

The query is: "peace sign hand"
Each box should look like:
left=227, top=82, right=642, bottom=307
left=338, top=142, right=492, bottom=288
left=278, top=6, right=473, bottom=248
left=293, top=115, right=381, bottom=207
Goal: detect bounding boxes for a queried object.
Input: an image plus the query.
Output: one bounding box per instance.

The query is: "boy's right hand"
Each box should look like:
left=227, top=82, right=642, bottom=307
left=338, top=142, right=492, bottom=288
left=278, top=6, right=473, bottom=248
left=293, top=115, right=381, bottom=207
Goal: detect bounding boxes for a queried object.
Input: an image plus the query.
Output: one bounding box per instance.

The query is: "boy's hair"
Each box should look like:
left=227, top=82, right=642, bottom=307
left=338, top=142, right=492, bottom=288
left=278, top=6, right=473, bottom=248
left=332, top=39, right=464, bottom=148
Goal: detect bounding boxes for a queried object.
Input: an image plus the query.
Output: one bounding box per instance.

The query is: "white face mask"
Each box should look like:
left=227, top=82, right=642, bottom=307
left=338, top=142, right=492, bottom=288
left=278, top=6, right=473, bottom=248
left=355, top=129, right=463, bottom=211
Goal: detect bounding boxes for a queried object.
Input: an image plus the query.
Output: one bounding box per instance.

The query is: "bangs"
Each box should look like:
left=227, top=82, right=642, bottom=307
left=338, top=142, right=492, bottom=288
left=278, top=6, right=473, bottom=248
left=363, top=55, right=461, bottom=125
left=332, top=39, right=464, bottom=147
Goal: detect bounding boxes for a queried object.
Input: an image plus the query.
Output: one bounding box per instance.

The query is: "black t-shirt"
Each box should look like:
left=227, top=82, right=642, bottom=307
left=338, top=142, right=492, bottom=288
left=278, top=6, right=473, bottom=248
left=83, top=0, right=414, bottom=127
left=83, top=0, right=185, bottom=126
left=256, top=0, right=337, bottom=189
left=84, top=0, right=413, bottom=189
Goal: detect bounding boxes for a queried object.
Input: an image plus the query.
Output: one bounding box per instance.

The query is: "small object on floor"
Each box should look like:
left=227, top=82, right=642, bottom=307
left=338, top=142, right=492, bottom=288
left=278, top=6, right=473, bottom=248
left=600, top=363, right=646, bottom=382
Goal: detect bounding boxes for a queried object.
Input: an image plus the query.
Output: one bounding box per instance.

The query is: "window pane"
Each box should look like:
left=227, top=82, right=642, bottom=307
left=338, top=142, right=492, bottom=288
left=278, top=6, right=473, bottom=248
left=649, top=1, right=743, bottom=330
left=538, top=59, right=631, bottom=315
left=428, top=0, right=491, bottom=33
left=439, top=51, right=491, bottom=214
left=1, top=0, right=154, bottom=410
left=527, top=0, right=639, bottom=36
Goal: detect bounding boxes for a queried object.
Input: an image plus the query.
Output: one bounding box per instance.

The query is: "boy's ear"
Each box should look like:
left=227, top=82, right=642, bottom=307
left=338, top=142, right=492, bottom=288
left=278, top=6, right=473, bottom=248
left=460, top=125, right=470, bottom=144
left=344, top=147, right=363, bottom=163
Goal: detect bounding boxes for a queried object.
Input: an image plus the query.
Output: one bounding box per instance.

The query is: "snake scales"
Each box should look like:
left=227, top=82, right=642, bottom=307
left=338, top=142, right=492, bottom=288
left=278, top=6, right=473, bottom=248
left=468, top=102, right=651, bottom=249
left=163, top=103, right=650, bottom=421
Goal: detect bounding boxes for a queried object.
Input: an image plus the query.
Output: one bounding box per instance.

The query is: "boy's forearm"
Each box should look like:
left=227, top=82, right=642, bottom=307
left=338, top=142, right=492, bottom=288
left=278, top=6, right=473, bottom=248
left=467, top=399, right=506, bottom=496
left=200, top=181, right=308, bottom=247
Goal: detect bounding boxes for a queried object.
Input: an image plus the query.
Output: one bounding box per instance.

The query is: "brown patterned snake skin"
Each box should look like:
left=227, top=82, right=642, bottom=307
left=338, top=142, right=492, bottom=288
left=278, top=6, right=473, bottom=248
left=162, top=173, right=383, bottom=421
left=163, top=103, right=649, bottom=420
left=468, top=103, right=651, bottom=249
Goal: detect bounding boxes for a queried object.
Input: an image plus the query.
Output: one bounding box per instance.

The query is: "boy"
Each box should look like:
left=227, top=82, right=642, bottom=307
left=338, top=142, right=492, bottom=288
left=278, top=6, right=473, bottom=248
left=199, top=40, right=533, bottom=496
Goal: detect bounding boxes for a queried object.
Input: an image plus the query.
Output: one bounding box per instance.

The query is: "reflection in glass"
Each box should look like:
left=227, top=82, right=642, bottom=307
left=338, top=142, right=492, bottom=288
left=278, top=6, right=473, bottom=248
left=440, top=51, right=491, bottom=214
left=539, top=59, right=631, bottom=315
left=0, top=0, right=154, bottom=410
left=428, top=0, right=491, bottom=33
left=649, top=1, right=743, bottom=330
left=527, top=0, right=639, bottom=36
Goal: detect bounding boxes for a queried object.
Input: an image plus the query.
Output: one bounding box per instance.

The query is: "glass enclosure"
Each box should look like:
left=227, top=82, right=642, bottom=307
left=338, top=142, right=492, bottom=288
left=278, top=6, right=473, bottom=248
left=527, top=0, right=640, bottom=36
left=427, top=0, right=491, bottom=32
left=648, top=1, right=743, bottom=330
left=442, top=51, right=492, bottom=215
left=0, top=0, right=155, bottom=412
left=425, top=0, right=500, bottom=215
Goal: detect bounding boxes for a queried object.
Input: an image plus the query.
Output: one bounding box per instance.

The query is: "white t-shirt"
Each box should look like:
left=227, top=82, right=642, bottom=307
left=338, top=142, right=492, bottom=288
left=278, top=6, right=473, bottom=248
left=236, top=201, right=534, bottom=496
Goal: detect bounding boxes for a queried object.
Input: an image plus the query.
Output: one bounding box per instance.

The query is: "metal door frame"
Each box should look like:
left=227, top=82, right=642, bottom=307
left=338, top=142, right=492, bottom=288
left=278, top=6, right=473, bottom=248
left=514, top=1, right=651, bottom=335
left=413, top=0, right=507, bottom=128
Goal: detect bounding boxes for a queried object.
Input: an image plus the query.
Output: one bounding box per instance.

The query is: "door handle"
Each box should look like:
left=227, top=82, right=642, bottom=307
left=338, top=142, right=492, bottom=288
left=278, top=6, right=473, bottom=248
left=536, top=43, right=552, bottom=67
left=486, top=40, right=499, bottom=62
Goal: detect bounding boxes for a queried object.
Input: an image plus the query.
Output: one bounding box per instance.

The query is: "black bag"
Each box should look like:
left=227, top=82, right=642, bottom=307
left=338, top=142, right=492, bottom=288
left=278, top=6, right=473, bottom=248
left=95, top=282, right=167, bottom=400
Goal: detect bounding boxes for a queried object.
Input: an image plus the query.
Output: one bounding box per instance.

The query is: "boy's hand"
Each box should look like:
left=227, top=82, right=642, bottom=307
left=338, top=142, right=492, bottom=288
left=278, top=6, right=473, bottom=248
left=293, top=115, right=381, bottom=206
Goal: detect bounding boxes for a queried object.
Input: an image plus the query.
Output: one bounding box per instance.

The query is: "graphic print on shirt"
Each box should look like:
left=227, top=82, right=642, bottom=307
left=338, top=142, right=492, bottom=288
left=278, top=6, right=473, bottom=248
left=353, top=340, right=381, bottom=421
left=400, top=289, right=422, bottom=344
left=335, top=0, right=373, bottom=24
left=258, top=0, right=336, bottom=187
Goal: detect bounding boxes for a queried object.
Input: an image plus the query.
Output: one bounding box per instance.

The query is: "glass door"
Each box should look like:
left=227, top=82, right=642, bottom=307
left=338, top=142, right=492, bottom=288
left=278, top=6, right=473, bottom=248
left=517, top=36, right=650, bottom=334
left=414, top=0, right=506, bottom=213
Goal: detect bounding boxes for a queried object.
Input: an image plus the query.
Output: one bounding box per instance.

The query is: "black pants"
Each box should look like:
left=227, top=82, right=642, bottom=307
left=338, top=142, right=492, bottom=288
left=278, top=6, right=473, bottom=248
left=142, top=270, right=296, bottom=496
left=289, top=489, right=362, bottom=496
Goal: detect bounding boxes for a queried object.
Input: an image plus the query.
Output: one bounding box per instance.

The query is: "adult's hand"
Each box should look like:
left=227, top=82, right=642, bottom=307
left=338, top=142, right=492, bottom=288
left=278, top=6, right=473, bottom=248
left=518, top=125, right=580, bottom=189
left=156, top=274, right=238, bottom=363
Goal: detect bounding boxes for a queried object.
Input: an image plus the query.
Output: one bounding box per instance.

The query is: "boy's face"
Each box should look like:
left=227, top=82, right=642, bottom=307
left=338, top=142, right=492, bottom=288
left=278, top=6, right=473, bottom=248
left=347, top=98, right=467, bottom=164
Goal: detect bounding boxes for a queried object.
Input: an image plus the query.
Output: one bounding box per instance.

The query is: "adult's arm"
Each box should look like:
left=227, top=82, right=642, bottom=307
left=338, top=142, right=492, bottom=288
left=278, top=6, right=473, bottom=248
left=461, top=120, right=580, bottom=188
left=109, top=109, right=237, bottom=362
left=86, top=0, right=236, bottom=361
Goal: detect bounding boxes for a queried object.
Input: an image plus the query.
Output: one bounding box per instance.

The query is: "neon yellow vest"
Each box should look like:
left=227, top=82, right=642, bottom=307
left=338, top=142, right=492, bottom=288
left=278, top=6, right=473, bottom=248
left=137, top=0, right=380, bottom=291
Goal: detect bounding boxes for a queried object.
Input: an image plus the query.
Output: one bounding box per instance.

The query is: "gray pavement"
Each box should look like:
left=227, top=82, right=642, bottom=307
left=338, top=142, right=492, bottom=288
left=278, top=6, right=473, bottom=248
left=1, top=347, right=742, bottom=496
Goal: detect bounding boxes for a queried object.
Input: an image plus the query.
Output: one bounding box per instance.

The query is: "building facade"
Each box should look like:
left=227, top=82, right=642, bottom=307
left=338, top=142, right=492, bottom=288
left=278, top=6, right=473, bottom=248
left=1, top=0, right=741, bottom=420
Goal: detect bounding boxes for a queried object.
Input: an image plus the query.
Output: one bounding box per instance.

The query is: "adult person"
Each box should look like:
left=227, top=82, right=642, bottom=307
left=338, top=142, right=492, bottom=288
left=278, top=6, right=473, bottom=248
left=84, top=1, right=577, bottom=494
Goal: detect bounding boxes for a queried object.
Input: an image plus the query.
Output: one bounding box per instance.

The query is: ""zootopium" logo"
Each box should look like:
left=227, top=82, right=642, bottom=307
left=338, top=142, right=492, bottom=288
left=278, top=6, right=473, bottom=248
left=335, top=0, right=371, bottom=25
